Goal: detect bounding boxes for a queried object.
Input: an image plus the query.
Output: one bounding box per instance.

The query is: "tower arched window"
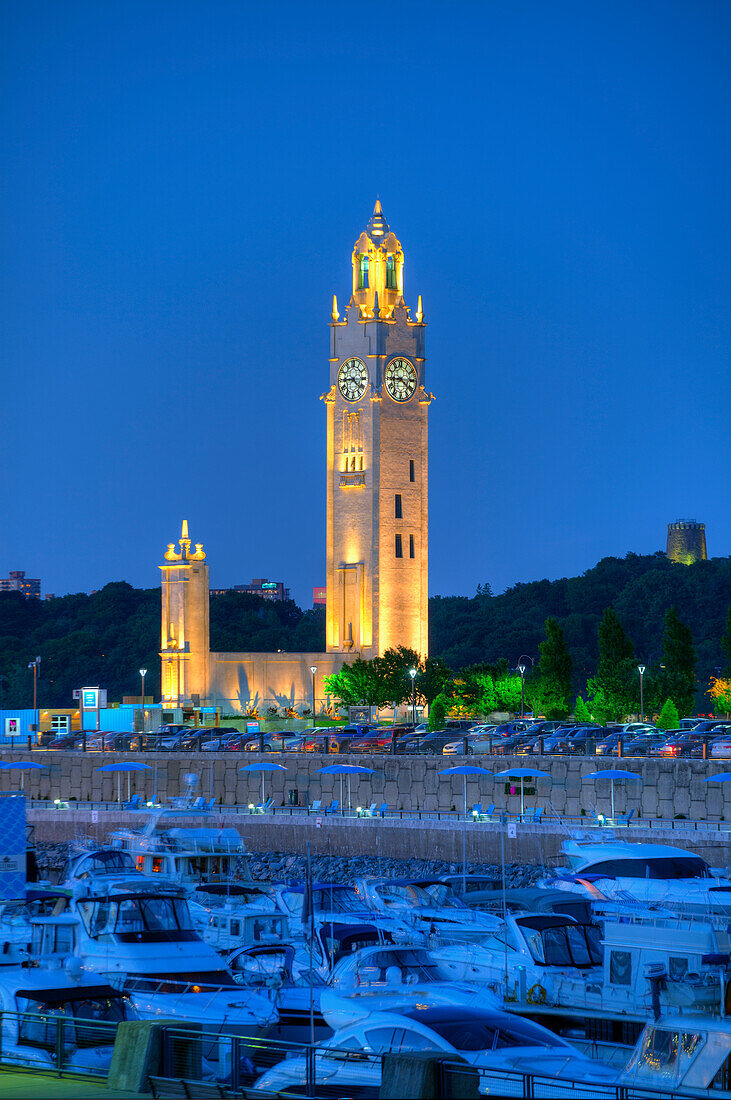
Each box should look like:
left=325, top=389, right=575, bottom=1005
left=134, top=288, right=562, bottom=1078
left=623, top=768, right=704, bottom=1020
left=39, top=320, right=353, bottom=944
left=385, top=256, right=396, bottom=289
left=358, top=254, right=369, bottom=290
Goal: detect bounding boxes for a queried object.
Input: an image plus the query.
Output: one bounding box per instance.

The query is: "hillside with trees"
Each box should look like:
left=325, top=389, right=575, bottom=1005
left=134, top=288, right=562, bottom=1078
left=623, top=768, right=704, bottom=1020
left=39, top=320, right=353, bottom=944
left=0, top=551, right=727, bottom=713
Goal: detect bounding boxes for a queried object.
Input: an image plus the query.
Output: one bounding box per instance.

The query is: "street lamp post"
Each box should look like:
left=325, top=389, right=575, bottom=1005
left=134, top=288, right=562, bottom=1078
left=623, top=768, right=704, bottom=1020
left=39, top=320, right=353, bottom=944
left=518, top=664, right=526, bottom=719
left=638, top=665, right=646, bottom=721
left=310, top=666, right=317, bottom=723
left=409, top=669, right=417, bottom=724
left=27, top=656, right=41, bottom=746
left=139, top=668, right=148, bottom=732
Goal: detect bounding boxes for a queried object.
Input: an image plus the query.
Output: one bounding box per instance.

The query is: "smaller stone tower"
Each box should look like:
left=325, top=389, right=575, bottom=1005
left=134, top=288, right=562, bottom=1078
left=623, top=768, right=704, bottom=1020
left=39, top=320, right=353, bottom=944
left=666, top=519, right=708, bottom=565
left=159, top=520, right=210, bottom=705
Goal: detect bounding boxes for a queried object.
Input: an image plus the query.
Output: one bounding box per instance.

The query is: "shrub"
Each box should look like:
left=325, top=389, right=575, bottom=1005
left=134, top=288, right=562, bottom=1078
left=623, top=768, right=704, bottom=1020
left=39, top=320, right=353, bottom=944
left=657, top=698, right=680, bottom=730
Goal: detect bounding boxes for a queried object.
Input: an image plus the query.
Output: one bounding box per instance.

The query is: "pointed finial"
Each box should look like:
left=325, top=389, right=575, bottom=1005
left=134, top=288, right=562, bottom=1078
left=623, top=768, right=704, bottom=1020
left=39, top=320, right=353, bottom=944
left=374, top=198, right=382, bottom=214
left=416, top=295, right=424, bottom=323
left=373, top=290, right=380, bottom=318
left=331, top=293, right=340, bottom=322
left=181, top=519, right=189, bottom=541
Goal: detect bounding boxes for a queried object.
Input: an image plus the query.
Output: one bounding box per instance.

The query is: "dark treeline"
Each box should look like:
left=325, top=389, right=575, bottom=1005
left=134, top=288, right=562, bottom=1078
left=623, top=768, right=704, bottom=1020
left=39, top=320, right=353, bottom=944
left=0, top=551, right=727, bottom=710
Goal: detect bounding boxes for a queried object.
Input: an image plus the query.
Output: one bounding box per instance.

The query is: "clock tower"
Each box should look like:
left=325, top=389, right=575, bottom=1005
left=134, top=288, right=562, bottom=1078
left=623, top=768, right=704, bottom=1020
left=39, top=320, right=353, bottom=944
left=324, top=202, right=432, bottom=660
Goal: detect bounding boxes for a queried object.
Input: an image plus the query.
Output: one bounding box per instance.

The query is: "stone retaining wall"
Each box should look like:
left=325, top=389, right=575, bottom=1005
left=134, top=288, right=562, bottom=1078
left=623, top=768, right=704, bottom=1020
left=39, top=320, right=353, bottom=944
left=4, top=751, right=731, bottom=823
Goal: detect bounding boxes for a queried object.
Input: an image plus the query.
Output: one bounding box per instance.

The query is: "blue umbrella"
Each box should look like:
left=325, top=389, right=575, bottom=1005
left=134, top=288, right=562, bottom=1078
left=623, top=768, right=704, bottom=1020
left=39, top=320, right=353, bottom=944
left=316, top=763, right=374, bottom=810
left=703, top=774, right=731, bottom=782
left=439, top=765, right=494, bottom=816
left=238, top=761, right=287, bottom=805
left=0, top=760, right=47, bottom=791
left=94, top=761, right=153, bottom=802
left=493, top=767, right=551, bottom=816
left=585, top=769, right=643, bottom=821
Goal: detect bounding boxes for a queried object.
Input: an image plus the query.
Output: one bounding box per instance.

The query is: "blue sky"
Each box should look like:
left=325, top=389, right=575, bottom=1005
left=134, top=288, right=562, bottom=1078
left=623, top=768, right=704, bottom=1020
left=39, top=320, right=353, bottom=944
left=1, top=0, right=729, bottom=606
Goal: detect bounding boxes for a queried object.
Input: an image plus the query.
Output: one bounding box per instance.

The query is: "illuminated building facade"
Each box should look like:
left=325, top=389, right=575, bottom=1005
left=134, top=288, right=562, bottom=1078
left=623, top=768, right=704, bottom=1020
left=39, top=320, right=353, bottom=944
left=0, top=571, right=41, bottom=599
left=324, top=201, right=431, bottom=659
left=159, top=203, right=431, bottom=710
left=666, top=519, right=708, bottom=565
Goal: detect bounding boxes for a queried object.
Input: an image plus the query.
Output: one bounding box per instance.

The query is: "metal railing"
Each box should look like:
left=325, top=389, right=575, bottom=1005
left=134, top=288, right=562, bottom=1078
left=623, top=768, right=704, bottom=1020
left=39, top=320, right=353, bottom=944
left=24, top=797, right=731, bottom=834
left=0, top=1009, right=120, bottom=1077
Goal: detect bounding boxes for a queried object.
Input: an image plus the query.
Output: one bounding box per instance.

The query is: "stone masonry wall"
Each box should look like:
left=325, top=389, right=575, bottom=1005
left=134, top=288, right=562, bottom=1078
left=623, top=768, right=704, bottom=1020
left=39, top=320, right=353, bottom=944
left=3, top=752, right=731, bottom=824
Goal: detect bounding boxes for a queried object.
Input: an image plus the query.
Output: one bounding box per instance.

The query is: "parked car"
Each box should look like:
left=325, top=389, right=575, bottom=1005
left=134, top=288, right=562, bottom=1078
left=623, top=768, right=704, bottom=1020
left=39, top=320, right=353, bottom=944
left=624, top=731, right=671, bottom=756
left=328, top=725, right=380, bottom=753
left=655, top=732, right=699, bottom=758
left=711, top=736, right=731, bottom=760
left=522, top=721, right=564, bottom=737
left=47, top=732, right=84, bottom=750
left=441, top=729, right=496, bottom=755
left=595, top=733, right=622, bottom=756
left=242, top=731, right=304, bottom=752
left=403, top=730, right=458, bottom=755
left=199, top=729, right=243, bottom=751
left=301, top=730, right=343, bottom=752
left=351, top=728, right=401, bottom=753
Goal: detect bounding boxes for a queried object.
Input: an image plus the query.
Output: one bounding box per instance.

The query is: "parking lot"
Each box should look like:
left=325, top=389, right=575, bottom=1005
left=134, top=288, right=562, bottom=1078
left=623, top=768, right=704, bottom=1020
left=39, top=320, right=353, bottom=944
left=33, top=716, right=731, bottom=758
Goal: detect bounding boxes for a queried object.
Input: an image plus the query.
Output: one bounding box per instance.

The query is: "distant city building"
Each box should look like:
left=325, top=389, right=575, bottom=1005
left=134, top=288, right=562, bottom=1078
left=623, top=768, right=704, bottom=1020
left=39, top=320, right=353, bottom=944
left=666, top=519, right=707, bottom=564
left=312, top=586, right=326, bottom=607
left=210, top=577, right=291, bottom=602
left=0, top=571, right=41, bottom=599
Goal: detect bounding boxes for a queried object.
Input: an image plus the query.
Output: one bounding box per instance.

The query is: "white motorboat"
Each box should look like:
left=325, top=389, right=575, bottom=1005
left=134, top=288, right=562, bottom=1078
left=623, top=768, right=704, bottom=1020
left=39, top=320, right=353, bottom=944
left=108, top=822, right=248, bottom=891
left=621, top=1014, right=731, bottom=1093
left=321, top=943, right=497, bottom=1030
left=543, top=837, right=731, bottom=913
left=252, top=1006, right=618, bottom=1095
left=0, top=961, right=135, bottom=1073
left=353, top=878, right=503, bottom=942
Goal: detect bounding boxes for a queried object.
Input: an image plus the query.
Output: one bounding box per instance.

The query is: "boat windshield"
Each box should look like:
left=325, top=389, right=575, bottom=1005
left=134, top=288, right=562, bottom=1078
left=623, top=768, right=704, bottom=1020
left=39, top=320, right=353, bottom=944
left=522, top=922, right=602, bottom=968
left=72, top=851, right=137, bottom=879
left=421, top=885, right=468, bottom=910
left=414, top=1012, right=564, bottom=1051
left=625, top=1027, right=706, bottom=1085
left=353, top=949, right=444, bottom=985
left=581, top=856, right=710, bottom=880
left=17, top=993, right=126, bottom=1050
left=78, top=896, right=193, bottom=937
left=375, top=884, right=432, bottom=909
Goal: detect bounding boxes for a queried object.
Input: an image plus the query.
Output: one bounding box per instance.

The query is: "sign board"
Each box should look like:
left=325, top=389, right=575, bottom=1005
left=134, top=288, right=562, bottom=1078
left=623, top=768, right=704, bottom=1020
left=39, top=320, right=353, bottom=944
left=72, top=689, right=81, bottom=700
left=348, top=706, right=377, bottom=724
left=0, top=794, right=26, bottom=900
left=507, top=823, right=517, bottom=839
left=4, top=718, right=21, bottom=739
left=80, top=688, right=107, bottom=710
left=246, top=721, right=261, bottom=734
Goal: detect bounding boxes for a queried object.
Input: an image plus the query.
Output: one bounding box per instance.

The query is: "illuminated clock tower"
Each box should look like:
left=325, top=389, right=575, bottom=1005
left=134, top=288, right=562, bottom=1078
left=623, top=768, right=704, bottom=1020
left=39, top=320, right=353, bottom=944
left=323, top=201, right=432, bottom=659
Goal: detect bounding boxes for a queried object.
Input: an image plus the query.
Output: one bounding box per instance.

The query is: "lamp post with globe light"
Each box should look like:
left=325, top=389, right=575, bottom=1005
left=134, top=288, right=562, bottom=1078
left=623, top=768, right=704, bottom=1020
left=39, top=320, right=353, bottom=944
left=310, top=666, right=317, bottom=723
left=139, top=668, right=148, bottom=735
left=638, top=665, right=646, bottom=721
left=409, top=668, right=417, bottom=725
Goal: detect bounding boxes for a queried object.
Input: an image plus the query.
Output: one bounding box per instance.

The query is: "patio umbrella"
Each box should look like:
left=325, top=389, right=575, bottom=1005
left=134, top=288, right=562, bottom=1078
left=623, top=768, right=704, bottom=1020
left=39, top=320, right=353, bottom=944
left=0, top=761, right=47, bottom=791
left=438, top=765, right=494, bottom=816
left=585, top=769, right=643, bottom=822
left=315, top=763, right=373, bottom=811
left=702, top=774, right=731, bottom=782
left=238, top=761, right=287, bottom=805
left=94, top=761, right=153, bottom=802
left=493, top=767, right=551, bottom=816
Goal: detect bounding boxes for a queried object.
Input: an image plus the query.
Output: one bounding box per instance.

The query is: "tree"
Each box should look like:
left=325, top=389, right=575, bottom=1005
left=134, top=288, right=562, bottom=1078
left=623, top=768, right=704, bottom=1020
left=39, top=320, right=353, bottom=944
left=417, top=657, right=453, bottom=705
left=723, top=607, right=731, bottom=676
left=533, top=618, right=572, bottom=718
left=657, top=698, right=680, bottom=731
left=656, top=606, right=696, bottom=717
left=587, top=608, right=636, bottom=721
left=372, top=647, right=422, bottom=706
left=494, top=674, right=522, bottom=714
left=323, top=658, right=382, bottom=708
left=708, top=677, right=731, bottom=717
left=428, top=692, right=449, bottom=731
left=574, top=696, right=591, bottom=723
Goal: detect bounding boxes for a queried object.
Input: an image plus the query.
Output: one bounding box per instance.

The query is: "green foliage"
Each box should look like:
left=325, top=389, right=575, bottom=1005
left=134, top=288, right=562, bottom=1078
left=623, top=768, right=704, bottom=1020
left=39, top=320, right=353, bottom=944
left=587, top=608, right=637, bottom=721
left=531, top=618, right=572, bottom=718
left=658, top=697, right=680, bottom=731
left=430, top=552, right=730, bottom=708
left=494, top=674, right=522, bottom=713
left=417, top=657, right=453, bottom=705
left=574, top=695, right=591, bottom=723
left=323, top=646, right=422, bottom=709
left=428, top=692, right=449, bottom=730
left=723, top=607, right=731, bottom=676
left=654, top=606, right=696, bottom=717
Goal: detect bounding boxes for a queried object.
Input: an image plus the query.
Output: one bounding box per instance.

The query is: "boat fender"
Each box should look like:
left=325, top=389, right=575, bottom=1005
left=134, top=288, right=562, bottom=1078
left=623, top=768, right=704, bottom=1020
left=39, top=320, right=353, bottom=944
left=527, top=983, right=546, bottom=1005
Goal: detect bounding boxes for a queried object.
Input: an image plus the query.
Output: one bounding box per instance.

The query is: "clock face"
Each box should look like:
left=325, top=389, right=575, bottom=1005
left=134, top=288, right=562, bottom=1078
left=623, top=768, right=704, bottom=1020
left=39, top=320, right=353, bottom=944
left=337, top=358, right=368, bottom=402
left=384, top=357, right=418, bottom=402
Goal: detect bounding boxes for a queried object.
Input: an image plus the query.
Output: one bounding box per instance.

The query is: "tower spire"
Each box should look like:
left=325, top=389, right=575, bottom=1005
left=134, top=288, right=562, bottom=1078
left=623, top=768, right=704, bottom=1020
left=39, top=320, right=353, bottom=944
left=331, top=294, right=340, bottom=322
left=416, top=295, right=424, bottom=323
left=373, top=197, right=382, bottom=214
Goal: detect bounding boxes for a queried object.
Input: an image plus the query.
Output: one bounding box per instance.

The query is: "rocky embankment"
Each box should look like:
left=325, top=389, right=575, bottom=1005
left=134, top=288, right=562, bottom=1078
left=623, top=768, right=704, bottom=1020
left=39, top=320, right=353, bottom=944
left=34, top=840, right=543, bottom=888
